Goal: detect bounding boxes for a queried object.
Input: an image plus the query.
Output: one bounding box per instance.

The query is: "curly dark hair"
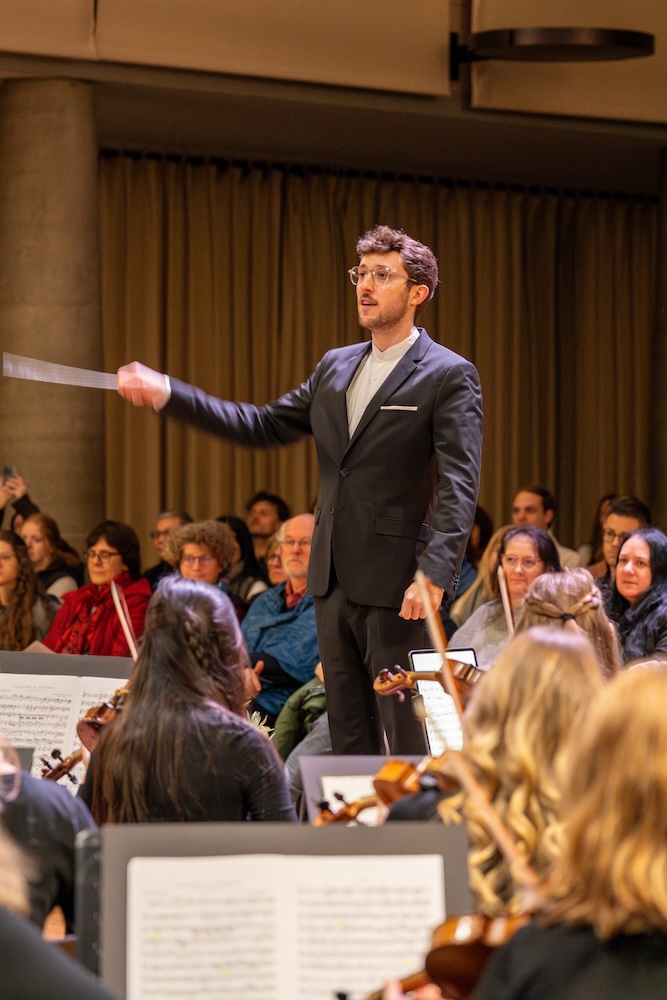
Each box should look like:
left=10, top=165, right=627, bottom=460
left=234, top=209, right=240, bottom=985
left=356, top=224, right=439, bottom=312
left=164, top=520, right=236, bottom=576
left=0, top=531, right=52, bottom=650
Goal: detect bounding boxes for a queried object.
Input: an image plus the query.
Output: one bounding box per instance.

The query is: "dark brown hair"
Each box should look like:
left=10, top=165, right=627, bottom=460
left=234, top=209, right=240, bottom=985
left=356, top=225, right=439, bottom=311
left=91, top=576, right=248, bottom=823
left=0, top=531, right=52, bottom=651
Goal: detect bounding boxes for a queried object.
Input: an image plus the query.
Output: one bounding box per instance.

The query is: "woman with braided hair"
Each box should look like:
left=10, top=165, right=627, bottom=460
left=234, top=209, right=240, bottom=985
left=0, top=530, right=58, bottom=650
left=516, top=568, right=621, bottom=678
left=80, top=576, right=296, bottom=823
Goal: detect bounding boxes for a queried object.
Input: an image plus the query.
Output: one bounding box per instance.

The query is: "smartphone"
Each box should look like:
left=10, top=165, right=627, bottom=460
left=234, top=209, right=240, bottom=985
left=2, top=465, right=17, bottom=484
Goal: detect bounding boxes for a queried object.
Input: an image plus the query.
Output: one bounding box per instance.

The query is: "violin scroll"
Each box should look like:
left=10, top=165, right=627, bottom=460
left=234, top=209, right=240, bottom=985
left=41, top=747, right=82, bottom=783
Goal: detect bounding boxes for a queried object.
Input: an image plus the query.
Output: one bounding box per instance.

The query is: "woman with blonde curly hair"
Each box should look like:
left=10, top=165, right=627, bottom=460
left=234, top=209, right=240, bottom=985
left=0, top=531, right=58, bottom=650
left=459, top=626, right=603, bottom=917
left=475, top=665, right=667, bottom=999
left=516, top=567, right=621, bottom=679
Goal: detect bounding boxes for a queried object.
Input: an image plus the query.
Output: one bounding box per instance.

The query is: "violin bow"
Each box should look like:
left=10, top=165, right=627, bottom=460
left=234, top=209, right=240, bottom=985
left=497, top=565, right=515, bottom=636
left=110, top=579, right=139, bottom=661
left=414, top=570, right=466, bottom=720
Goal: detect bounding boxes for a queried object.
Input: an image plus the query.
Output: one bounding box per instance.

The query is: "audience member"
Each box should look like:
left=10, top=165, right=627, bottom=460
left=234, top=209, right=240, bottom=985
left=164, top=518, right=248, bottom=619
left=455, top=505, right=494, bottom=601
left=594, top=494, right=652, bottom=601
left=41, top=521, right=151, bottom=657
left=265, top=529, right=287, bottom=586
left=80, top=576, right=296, bottom=823
left=0, top=531, right=58, bottom=651
left=576, top=492, right=617, bottom=574
left=0, top=470, right=39, bottom=534
left=19, top=513, right=83, bottom=601
left=517, top=568, right=621, bottom=678
left=217, top=515, right=268, bottom=605
left=449, top=526, right=560, bottom=669
left=608, top=526, right=667, bottom=663
left=242, top=513, right=319, bottom=725
left=245, top=490, right=291, bottom=579
left=475, top=665, right=667, bottom=1000
left=272, top=661, right=327, bottom=762
left=447, top=525, right=512, bottom=630
left=143, top=509, right=192, bottom=590
left=511, top=486, right=580, bottom=568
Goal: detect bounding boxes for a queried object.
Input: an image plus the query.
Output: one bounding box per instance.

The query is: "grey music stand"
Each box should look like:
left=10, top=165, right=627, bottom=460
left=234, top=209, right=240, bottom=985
left=77, top=820, right=472, bottom=997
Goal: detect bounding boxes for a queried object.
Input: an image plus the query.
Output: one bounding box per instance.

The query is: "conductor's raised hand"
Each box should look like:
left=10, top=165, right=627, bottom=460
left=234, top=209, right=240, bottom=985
left=117, top=362, right=170, bottom=410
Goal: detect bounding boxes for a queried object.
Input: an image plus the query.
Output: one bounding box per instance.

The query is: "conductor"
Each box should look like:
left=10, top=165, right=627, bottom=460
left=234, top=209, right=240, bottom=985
left=117, top=225, right=483, bottom=755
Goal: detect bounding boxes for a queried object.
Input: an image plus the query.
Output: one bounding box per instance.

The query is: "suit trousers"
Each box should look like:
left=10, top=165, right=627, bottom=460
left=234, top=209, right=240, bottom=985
left=314, top=581, right=430, bottom=756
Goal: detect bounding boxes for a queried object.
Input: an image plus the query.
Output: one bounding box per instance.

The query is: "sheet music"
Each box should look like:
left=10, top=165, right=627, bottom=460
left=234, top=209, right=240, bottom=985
left=0, top=672, right=126, bottom=790
left=127, top=853, right=444, bottom=1000
left=410, top=651, right=465, bottom=754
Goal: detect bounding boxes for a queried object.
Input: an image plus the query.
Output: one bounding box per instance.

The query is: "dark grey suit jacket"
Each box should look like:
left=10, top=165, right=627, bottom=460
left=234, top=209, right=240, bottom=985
left=165, top=328, right=483, bottom=608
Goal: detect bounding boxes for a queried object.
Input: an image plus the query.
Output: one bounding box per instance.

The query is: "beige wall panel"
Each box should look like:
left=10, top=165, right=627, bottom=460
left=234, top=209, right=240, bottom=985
left=471, top=0, right=667, bottom=123
left=95, top=0, right=451, bottom=96
left=0, top=0, right=96, bottom=59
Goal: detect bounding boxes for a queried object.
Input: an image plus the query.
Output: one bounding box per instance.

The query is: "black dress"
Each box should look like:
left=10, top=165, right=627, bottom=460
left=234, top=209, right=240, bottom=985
left=79, top=708, right=297, bottom=823
left=474, top=921, right=667, bottom=1000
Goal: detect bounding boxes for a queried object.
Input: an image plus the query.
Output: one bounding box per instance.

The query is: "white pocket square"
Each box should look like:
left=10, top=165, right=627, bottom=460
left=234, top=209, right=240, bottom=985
left=380, top=405, right=418, bottom=411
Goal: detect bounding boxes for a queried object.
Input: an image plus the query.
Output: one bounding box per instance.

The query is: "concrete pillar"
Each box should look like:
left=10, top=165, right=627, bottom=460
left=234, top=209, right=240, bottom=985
left=0, top=79, right=104, bottom=551
left=651, top=149, right=667, bottom=527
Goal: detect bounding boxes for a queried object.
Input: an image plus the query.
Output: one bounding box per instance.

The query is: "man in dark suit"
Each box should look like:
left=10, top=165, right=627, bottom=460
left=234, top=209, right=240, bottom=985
left=117, top=225, right=483, bottom=755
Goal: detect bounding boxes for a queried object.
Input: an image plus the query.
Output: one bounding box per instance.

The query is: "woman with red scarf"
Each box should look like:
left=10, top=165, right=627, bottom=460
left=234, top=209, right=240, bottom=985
left=42, top=521, right=151, bottom=657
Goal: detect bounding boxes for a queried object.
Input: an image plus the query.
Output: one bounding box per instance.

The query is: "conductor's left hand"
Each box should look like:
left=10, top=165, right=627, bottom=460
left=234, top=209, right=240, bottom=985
left=399, top=577, right=444, bottom=621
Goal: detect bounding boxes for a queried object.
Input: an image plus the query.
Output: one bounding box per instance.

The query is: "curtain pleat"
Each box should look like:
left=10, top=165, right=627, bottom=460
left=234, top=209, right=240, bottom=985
left=100, top=156, right=657, bottom=557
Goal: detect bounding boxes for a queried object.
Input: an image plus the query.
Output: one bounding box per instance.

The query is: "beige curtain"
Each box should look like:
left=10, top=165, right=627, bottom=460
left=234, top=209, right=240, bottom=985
left=100, top=155, right=657, bottom=555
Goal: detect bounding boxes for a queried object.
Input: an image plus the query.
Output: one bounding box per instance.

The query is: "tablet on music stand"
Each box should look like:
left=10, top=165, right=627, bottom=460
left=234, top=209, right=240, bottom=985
left=408, top=647, right=480, bottom=755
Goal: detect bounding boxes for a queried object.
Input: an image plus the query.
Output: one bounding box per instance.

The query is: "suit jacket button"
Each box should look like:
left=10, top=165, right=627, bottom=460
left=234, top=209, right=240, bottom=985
left=339, top=468, right=350, bottom=478
left=330, top=507, right=335, bottom=514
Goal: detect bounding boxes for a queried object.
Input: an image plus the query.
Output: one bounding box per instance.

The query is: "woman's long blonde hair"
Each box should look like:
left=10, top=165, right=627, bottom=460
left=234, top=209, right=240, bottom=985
left=516, top=568, right=621, bottom=679
left=460, top=626, right=603, bottom=916
left=546, top=666, right=667, bottom=937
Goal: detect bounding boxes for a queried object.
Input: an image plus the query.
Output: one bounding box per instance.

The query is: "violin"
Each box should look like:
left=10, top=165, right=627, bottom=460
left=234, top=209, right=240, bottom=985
left=313, top=793, right=379, bottom=826
left=40, top=747, right=83, bottom=783
left=363, top=913, right=530, bottom=1000
left=76, top=684, right=131, bottom=752
left=43, top=580, right=137, bottom=782
left=373, top=661, right=483, bottom=709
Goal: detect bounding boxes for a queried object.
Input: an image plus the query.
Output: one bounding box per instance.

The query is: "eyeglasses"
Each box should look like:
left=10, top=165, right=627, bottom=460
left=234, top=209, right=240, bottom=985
left=282, top=538, right=312, bottom=549
left=150, top=529, right=172, bottom=540
left=348, top=266, right=418, bottom=288
left=501, top=555, right=543, bottom=571
left=181, top=554, right=216, bottom=567
left=266, top=553, right=283, bottom=563
left=84, top=549, right=121, bottom=563
left=602, top=528, right=631, bottom=544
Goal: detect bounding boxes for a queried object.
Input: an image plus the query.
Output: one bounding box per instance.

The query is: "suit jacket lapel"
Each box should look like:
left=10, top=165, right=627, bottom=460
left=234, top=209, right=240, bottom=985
left=329, top=342, right=370, bottom=458
left=345, top=330, right=432, bottom=450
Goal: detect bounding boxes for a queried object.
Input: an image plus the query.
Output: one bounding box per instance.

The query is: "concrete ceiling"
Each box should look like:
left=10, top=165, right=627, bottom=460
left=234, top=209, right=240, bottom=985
left=1, top=51, right=666, bottom=196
